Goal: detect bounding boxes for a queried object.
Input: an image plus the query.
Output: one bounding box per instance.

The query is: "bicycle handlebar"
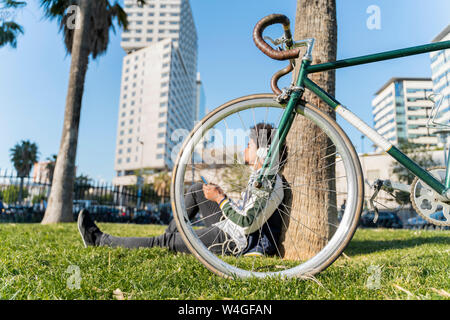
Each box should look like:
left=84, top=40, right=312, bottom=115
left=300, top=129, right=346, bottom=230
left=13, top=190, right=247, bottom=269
left=253, top=14, right=301, bottom=61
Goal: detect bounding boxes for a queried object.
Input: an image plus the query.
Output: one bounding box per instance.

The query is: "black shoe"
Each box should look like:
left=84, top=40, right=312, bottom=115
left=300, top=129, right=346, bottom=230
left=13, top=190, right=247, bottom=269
left=77, top=209, right=102, bottom=247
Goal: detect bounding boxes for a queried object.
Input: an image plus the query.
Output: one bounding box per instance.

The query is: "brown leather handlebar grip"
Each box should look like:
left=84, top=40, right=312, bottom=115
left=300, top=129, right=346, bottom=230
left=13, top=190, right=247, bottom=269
left=253, top=14, right=301, bottom=61
left=271, top=63, right=294, bottom=96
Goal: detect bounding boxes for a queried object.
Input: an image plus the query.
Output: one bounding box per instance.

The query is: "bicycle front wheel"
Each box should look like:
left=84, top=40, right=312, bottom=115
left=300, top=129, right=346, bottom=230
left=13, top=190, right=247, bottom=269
left=171, top=94, right=363, bottom=279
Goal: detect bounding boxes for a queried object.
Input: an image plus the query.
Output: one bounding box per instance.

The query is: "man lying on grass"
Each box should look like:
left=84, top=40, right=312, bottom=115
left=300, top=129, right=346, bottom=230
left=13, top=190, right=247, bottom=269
left=78, top=123, right=286, bottom=257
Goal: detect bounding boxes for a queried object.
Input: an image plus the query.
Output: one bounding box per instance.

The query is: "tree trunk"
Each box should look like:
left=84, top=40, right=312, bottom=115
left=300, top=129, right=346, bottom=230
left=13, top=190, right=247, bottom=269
left=42, top=0, right=93, bottom=224
left=18, top=177, right=24, bottom=205
left=280, top=0, right=338, bottom=260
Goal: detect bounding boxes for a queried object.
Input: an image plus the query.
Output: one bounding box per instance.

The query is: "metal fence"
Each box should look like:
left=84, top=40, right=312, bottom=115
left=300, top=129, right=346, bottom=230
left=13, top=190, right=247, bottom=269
left=0, top=168, right=171, bottom=224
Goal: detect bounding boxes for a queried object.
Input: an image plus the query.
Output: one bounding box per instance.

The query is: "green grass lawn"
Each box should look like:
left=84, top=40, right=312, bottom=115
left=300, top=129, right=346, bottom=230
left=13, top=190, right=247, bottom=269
left=0, top=223, right=448, bottom=300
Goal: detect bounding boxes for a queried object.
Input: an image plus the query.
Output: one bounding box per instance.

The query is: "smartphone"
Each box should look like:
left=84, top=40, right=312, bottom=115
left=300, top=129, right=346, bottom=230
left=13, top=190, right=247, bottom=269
left=200, top=176, right=208, bottom=184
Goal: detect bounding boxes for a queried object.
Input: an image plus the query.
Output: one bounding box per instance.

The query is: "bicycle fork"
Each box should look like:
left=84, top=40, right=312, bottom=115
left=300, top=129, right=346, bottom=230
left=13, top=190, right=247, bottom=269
left=255, top=60, right=311, bottom=187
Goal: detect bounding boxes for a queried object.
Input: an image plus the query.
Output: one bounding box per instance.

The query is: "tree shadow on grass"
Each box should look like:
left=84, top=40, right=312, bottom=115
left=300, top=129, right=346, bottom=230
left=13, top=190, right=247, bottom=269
left=344, top=235, right=450, bottom=256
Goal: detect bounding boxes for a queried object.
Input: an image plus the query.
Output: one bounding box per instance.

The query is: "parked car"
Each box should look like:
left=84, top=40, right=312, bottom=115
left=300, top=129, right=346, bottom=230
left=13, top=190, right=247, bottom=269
left=405, top=211, right=449, bottom=230
left=360, top=210, right=403, bottom=229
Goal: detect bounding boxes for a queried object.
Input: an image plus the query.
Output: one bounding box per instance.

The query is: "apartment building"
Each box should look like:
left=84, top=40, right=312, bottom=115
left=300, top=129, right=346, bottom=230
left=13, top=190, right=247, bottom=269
left=430, top=25, right=450, bottom=127
left=372, top=78, right=437, bottom=150
left=114, top=0, right=198, bottom=185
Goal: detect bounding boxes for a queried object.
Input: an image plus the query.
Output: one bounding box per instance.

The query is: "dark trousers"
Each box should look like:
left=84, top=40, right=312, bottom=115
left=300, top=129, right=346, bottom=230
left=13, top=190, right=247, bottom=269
left=99, top=183, right=232, bottom=254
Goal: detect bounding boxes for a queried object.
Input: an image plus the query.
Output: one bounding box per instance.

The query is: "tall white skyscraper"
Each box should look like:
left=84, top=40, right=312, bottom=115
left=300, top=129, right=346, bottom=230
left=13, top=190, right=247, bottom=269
left=372, top=77, right=437, bottom=150
left=114, top=0, right=198, bottom=185
left=196, top=72, right=206, bottom=122
left=430, top=25, right=450, bottom=127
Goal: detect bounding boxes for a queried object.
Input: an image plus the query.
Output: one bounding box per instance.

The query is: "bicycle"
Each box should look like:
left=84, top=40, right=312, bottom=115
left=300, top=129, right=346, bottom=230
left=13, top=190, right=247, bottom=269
left=170, top=14, right=450, bottom=279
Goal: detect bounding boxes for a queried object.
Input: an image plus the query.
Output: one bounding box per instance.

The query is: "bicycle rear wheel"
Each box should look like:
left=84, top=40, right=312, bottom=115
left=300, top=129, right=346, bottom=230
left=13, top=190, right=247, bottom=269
left=171, top=94, right=363, bottom=279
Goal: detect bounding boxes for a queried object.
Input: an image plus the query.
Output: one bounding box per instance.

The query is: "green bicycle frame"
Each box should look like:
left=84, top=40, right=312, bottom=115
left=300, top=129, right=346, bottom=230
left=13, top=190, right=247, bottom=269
left=259, top=40, right=450, bottom=197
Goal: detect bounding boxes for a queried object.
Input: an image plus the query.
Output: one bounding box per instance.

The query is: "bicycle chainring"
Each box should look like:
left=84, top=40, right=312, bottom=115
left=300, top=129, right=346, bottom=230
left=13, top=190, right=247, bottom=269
left=410, top=167, right=450, bottom=227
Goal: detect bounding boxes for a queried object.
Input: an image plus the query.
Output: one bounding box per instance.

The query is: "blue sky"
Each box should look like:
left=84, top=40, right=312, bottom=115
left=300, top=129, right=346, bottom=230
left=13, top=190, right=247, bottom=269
left=0, top=0, right=449, bottom=182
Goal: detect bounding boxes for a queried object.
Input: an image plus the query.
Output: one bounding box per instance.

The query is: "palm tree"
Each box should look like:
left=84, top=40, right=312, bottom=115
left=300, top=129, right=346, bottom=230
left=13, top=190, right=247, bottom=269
left=74, top=173, right=92, bottom=200
left=9, top=140, right=39, bottom=204
left=41, top=0, right=146, bottom=224
left=281, top=0, right=338, bottom=260
left=0, top=0, right=26, bottom=48
left=45, top=154, right=57, bottom=184
left=153, top=172, right=171, bottom=204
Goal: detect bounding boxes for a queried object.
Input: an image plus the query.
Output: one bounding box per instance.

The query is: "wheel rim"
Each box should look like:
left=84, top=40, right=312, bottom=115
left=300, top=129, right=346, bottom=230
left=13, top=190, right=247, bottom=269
left=171, top=95, right=362, bottom=278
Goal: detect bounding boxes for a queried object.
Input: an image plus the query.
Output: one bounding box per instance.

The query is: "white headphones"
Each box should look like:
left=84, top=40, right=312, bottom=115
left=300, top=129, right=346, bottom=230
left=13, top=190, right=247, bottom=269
left=256, top=147, right=269, bottom=160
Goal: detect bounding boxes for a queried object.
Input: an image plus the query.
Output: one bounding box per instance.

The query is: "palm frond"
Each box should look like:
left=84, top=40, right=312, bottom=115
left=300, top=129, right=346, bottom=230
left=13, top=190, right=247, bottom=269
left=0, top=21, right=24, bottom=48
left=9, top=140, right=40, bottom=177
left=40, top=0, right=144, bottom=58
left=2, top=0, right=26, bottom=9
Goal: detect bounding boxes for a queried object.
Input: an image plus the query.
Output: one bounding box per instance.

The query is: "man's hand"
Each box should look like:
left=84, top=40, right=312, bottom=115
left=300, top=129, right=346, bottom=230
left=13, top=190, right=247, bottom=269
left=202, top=184, right=226, bottom=204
